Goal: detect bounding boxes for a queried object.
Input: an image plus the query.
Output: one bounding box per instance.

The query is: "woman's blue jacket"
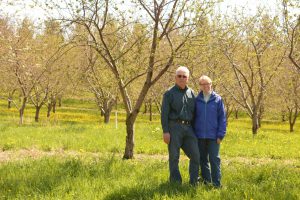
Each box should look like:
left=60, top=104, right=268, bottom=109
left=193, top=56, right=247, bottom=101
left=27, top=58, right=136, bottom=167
left=193, top=91, right=226, bottom=140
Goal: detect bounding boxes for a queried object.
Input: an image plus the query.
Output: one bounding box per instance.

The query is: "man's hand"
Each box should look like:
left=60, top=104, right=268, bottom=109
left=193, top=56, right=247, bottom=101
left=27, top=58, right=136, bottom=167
left=217, top=138, right=222, bottom=144
left=163, top=133, right=171, bottom=144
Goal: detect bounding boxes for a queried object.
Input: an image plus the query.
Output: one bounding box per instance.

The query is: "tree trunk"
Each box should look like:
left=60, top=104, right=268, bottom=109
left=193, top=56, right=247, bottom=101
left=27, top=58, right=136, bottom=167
left=225, top=105, right=232, bottom=126
left=235, top=108, right=239, bottom=119
left=104, top=111, right=111, bottom=124
left=226, top=113, right=230, bottom=127
left=290, top=122, right=294, bottom=132
left=52, top=100, right=56, bottom=113
left=47, top=103, right=52, bottom=118
left=154, top=100, right=161, bottom=114
left=123, top=116, right=135, bottom=159
left=149, top=98, right=152, bottom=121
left=19, top=108, right=24, bottom=125
left=35, top=106, right=41, bottom=122
left=258, top=106, right=264, bottom=128
left=289, top=108, right=298, bottom=132
left=19, top=97, right=27, bottom=125
left=252, top=114, right=259, bottom=135
left=289, top=109, right=294, bottom=132
left=8, top=90, right=16, bottom=109
left=282, top=110, right=286, bottom=122
left=102, top=98, right=115, bottom=124
left=8, top=100, right=11, bottom=109
left=143, top=102, right=148, bottom=114
left=58, top=97, right=62, bottom=107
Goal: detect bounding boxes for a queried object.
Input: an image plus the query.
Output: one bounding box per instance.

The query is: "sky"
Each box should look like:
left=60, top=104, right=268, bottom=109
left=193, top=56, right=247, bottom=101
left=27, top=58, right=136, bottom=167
left=0, top=0, right=283, bottom=24
left=218, top=0, right=279, bottom=15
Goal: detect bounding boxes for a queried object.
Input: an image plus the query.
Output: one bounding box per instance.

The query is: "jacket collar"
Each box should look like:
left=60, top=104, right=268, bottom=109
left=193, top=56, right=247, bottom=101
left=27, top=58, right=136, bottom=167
left=197, top=91, right=216, bottom=102
left=175, top=84, right=188, bottom=92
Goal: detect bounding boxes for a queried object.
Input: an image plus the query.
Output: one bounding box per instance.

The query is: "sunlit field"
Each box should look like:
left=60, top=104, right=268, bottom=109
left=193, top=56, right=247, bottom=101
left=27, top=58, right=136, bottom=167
left=0, top=99, right=300, bottom=200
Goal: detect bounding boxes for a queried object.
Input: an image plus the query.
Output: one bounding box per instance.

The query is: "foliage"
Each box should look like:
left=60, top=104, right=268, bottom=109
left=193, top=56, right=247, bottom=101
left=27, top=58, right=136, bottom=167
left=0, top=98, right=300, bottom=199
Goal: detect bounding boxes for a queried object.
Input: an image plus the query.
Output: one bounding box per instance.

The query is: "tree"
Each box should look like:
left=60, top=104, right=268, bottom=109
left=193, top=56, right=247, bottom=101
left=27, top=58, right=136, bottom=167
left=219, top=12, right=285, bottom=134
left=30, top=20, right=68, bottom=122
left=42, top=0, right=217, bottom=158
left=0, top=17, right=18, bottom=108
left=179, top=13, right=240, bottom=125
left=282, top=0, right=300, bottom=71
left=3, top=18, right=70, bottom=124
left=276, top=64, right=300, bottom=132
left=5, top=18, right=39, bottom=124
left=83, top=46, right=117, bottom=124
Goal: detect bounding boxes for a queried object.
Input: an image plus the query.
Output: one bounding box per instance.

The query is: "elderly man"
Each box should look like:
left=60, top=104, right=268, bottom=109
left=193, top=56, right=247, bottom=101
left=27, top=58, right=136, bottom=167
left=161, top=66, right=200, bottom=185
left=194, top=75, right=226, bottom=188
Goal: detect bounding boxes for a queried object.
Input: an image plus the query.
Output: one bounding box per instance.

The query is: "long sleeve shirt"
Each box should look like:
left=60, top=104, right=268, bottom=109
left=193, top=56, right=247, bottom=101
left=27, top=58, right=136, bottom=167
left=161, top=85, right=196, bottom=133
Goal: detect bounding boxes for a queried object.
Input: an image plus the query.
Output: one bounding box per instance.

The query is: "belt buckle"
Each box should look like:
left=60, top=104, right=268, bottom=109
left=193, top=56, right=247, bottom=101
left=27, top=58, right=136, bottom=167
left=181, top=120, right=185, bottom=124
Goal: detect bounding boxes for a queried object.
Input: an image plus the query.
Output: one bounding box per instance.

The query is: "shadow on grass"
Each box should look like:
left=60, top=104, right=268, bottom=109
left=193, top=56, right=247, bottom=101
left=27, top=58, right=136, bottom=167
left=103, top=182, right=198, bottom=200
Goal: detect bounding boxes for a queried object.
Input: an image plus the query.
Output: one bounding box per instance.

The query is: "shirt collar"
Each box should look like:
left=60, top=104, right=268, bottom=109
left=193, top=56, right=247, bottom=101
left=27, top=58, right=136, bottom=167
left=203, top=90, right=212, bottom=96
left=175, top=84, right=188, bottom=91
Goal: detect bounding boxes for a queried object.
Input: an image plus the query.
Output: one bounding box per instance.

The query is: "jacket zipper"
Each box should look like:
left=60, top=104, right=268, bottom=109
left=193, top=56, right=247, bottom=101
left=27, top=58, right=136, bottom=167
left=204, top=99, right=207, bottom=138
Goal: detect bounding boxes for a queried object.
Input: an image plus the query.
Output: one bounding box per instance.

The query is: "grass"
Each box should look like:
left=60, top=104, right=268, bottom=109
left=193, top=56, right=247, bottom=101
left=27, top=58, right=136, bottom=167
left=0, top=99, right=300, bottom=199
left=1, top=155, right=299, bottom=200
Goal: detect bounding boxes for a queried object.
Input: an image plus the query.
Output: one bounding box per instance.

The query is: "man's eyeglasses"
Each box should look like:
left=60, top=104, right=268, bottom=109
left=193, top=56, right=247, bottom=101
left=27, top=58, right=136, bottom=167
left=177, top=75, right=187, bottom=79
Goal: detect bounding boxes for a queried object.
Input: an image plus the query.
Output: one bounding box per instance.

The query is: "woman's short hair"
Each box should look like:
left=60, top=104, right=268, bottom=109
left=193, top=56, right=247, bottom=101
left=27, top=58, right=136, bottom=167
left=199, top=75, right=212, bottom=84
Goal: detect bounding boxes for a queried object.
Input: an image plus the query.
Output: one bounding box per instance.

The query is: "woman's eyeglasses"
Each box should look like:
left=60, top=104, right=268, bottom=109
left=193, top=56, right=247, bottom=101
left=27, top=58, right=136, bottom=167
left=199, top=82, right=211, bottom=86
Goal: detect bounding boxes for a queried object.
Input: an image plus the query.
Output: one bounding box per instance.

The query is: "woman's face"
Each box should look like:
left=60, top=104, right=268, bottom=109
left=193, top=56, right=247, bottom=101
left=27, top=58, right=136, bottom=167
left=199, top=79, right=212, bottom=94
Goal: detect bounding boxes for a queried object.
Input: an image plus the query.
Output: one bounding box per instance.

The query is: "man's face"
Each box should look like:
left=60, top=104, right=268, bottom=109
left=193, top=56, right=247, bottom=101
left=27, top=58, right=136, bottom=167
left=175, top=71, right=189, bottom=89
left=199, top=79, right=212, bottom=94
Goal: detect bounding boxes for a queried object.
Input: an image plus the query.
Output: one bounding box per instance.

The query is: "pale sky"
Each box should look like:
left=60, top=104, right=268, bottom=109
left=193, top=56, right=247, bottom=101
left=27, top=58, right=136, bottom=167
left=218, top=0, right=279, bottom=15
left=0, top=0, right=282, bottom=24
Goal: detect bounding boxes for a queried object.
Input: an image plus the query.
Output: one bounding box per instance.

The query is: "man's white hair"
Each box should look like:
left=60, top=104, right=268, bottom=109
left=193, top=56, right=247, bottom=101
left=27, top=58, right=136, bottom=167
left=176, top=66, right=190, bottom=76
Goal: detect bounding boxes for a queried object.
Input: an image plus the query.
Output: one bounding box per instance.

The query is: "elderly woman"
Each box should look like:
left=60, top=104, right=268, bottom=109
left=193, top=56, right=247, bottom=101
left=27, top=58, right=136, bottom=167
left=194, top=75, right=226, bottom=187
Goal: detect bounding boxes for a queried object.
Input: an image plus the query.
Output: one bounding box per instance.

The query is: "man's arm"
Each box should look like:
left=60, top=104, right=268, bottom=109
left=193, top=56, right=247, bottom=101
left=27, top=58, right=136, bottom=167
left=161, top=92, right=171, bottom=144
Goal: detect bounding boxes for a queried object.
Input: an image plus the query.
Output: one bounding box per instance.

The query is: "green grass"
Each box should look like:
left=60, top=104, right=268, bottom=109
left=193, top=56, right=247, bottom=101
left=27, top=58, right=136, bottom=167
left=1, top=155, right=299, bottom=200
left=0, top=99, right=300, bottom=199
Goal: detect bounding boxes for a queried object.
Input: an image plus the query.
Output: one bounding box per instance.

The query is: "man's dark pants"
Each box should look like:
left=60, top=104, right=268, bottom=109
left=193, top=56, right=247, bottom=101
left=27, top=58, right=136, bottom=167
left=168, top=121, right=200, bottom=184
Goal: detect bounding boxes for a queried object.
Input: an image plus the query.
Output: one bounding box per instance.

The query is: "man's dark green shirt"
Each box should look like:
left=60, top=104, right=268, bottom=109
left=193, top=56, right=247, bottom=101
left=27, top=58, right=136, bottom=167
left=161, top=85, right=196, bottom=133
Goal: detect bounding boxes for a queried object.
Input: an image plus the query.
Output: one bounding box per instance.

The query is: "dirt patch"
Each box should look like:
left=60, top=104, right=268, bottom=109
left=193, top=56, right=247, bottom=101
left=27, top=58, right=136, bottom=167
left=0, top=148, right=85, bottom=163
left=0, top=149, right=299, bottom=167
left=222, top=156, right=300, bottom=167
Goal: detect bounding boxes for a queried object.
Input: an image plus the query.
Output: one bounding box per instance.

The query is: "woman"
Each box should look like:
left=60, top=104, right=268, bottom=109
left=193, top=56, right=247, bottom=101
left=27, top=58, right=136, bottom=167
left=194, top=75, right=226, bottom=187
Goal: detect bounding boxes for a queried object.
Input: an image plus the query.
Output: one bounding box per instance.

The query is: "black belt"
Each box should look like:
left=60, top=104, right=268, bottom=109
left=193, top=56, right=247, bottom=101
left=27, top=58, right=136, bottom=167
left=174, top=119, right=191, bottom=125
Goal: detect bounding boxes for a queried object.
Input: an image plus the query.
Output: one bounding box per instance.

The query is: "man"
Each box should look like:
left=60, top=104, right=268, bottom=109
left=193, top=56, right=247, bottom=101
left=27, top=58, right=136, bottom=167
left=194, top=75, right=226, bottom=188
left=161, top=66, right=200, bottom=185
